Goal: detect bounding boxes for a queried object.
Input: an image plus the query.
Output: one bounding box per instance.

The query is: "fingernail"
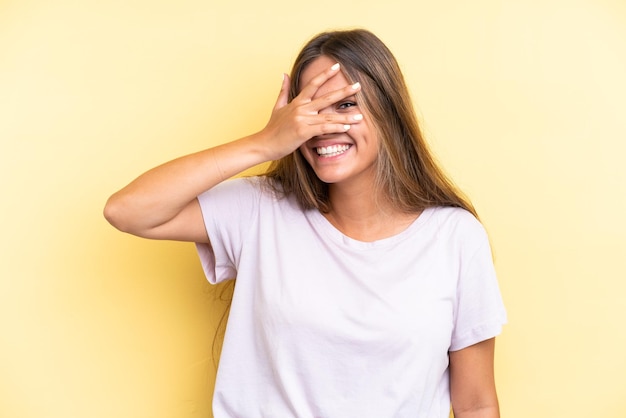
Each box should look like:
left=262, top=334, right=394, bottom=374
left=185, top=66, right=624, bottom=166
left=344, top=125, right=351, bottom=130
left=331, top=63, right=340, bottom=71
left=353, top=114, right=363, bottom=121
left=351, top=82, right=361, bottom=90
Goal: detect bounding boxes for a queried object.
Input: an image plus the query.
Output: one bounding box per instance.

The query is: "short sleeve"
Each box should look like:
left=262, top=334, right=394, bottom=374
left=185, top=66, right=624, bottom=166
left=449, top=225, right=507, bottom=351
left=194, top=177, right=261, bottom=284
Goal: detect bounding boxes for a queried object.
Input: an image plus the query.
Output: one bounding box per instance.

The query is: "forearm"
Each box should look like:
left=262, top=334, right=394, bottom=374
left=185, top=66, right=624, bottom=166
left=104, top=132, right=271, bottom=235
left=452, top=405, right=500, bottom=418
left=104, top=63, right=362, bottom=237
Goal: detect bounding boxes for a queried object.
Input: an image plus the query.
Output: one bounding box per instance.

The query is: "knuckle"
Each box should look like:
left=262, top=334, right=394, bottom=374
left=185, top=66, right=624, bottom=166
left=320, top=124, right=334, bottom=134
left=295, top=125, right=308, bottom=138
left=321, top=94, right=336, bottom=105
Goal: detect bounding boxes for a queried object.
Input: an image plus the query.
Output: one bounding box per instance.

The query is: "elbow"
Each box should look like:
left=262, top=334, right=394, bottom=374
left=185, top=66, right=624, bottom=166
left=103, top=193, right=161, bottom=238
left=103, top=193, right=134, bottom=234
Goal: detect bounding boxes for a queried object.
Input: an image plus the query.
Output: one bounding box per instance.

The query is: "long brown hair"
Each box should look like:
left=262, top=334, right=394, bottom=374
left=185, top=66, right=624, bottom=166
left=264, top=28, right=477, bottom=218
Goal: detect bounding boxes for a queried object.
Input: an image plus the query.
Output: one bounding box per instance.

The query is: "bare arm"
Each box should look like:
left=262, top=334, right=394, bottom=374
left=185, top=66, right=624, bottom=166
left=449, top=338, right=500, bottom=418
left=103, top=136, right=268, bottom=242
left=103, top=63, right=362, bottom=242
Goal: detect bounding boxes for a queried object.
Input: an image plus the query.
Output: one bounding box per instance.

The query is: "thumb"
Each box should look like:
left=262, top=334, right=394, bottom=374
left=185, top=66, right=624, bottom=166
left=273, top=73, right=290, bottom=110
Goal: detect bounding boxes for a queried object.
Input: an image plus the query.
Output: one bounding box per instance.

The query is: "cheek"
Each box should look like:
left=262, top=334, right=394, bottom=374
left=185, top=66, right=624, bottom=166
left=298, top=145, right=315, bottom=164
left=353, top=119, right=376, bottom=145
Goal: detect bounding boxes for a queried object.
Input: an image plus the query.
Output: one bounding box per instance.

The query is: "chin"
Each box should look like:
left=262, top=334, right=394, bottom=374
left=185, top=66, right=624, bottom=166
left=312, top=170, right=349, bottom=185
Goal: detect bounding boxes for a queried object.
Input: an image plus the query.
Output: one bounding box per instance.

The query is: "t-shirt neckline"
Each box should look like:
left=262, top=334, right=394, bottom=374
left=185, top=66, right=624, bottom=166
left=305, top=206, right=436, bottom=250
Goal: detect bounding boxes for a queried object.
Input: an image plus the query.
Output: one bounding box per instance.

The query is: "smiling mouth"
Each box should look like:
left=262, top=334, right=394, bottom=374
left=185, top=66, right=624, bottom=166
left=315, top=144, right=351, bottom=157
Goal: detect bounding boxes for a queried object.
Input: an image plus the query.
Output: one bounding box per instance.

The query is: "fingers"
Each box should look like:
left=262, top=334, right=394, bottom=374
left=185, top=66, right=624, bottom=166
left=295, top=63, right=362, bottom=114
left=316, top=112, right=364, bottom=128
left=314, top=81, right=361, bottom=110
left=263, top=63, right=364, bottom=153
left=274, top=73, right=291, bottom=110
left=297, top=62, right=342, bottom=100
left=297, top=113, right=363, bottom=141
left=316, top=122, right=354, bottom=136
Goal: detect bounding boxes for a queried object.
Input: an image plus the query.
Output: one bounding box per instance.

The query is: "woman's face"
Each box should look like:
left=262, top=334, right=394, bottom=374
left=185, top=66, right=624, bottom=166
left=298, top=55, right=379, bottom=190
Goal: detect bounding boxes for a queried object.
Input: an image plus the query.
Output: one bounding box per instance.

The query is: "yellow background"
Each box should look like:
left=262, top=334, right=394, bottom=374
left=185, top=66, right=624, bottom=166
left=1, top=0, right=625, bottom=417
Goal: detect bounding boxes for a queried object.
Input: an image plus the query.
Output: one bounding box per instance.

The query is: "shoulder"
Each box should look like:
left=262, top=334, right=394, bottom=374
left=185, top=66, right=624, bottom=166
left=429, top=206, right=484, bottom=233
left=209, top=176, right=262, bottom=193
left=426, top=206, right=490, bottom=249
left=198, top=176, right=274, bottom=201
left=198, top=176, right=301, bottom=217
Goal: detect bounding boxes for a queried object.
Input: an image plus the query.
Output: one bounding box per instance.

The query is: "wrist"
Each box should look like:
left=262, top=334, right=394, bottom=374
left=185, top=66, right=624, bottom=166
left=246, top=130, right=284, bottom=162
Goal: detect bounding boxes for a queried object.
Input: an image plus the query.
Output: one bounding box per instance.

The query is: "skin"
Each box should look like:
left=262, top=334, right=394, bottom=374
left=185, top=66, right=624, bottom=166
left=104, top=57, right=500, bottom=417
left=298, top=56, right=378, bottom=191
left=450, top=338, right=500, bottom=418
left=299, top=56, right=421, bottom=241
left=104, top=60, right=361, bottom=241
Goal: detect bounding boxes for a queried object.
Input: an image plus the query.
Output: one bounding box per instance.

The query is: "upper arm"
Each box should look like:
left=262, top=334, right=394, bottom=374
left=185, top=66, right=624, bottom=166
left=138, top=198, right=209, bottom=243
left=449, top=338, right=500, bottom=418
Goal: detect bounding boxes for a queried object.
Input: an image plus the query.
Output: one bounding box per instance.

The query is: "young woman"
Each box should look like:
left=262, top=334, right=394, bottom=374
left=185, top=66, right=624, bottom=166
left=105, top=29, right=506, bottom=418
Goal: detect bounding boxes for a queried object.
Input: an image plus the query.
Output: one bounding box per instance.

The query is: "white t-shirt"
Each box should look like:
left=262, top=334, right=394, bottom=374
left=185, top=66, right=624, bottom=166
left=196, top=177, right=506, bottom=418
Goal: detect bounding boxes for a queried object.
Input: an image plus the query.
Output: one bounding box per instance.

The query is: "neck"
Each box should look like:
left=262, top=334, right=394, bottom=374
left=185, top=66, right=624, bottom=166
left=325, top=183, right=420, bottom=242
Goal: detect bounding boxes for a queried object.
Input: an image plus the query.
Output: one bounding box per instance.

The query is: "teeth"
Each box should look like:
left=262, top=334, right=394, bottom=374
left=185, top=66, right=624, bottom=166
left=316, top=144, right=350, bottom=157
